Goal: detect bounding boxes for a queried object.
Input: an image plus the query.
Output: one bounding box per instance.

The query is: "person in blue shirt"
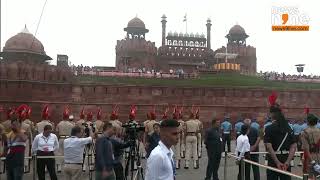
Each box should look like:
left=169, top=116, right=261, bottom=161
left=292, top=119, right=304, bottom=166
left=234, top=119, right=244, bottom=139
left=316, top=119, right=320, bottom=129
left=250, top=119, right=260, bottom=132
left=263, top=117, right=272, bottom=130
left=288, top=118, right=294, bottom=130
left=301, top=119, right=308, bottom=131
left=263, top=116, right=273, bottom=165
left=221, top=116, right=232, bottom=154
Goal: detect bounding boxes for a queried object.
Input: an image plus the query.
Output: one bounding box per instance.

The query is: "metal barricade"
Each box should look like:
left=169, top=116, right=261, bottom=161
left=0, top=155, right=94, bottom=180
left=223, top=151, right=309, bottom=180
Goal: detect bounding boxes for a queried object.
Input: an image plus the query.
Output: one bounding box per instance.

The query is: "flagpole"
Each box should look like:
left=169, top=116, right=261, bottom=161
left=225, top=33, right=228, bottom=70
left=186, top=18, right=187, bottom=33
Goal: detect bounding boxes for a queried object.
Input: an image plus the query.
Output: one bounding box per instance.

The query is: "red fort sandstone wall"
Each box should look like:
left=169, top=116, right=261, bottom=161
left=1, top=79, right=320, bottom=128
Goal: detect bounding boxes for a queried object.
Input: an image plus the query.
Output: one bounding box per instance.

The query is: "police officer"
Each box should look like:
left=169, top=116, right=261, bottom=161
left=2, top=108, right=14, bottom=134
left=76, top=107, right=86, bottom=127
left=292, top=119, right=304, bottom=166
left=94, top=108, right=105, bottom=135
left=24, top=108, right=35, bottom=138
left=173, top=108, right=185, bottom=169
left=145, top=108, right=158, bottom=137
left=194, top=108, right=203, bottom=158
left=300, top=113, right=320, bottom=178
left=184, top=109, right=199, bottom=169
left=15, top=105, right=32, bottom=173
left=56, top=106, right=74, bottom=172
left=109, top=109, right=122, bottom=137
left=143, top=113, right=150, bottom=142
left=172, top=106, right=183, bottom=169
left=36, top=105, right=54, bottom=134
left=235, top=118, right=244, bottom=139
left=221, top=115, right=232, bottom=156
left=204, top=119, right=222, bottom=180
left=264, top=93, right=296, bottom=180
left=251, top=118, right=260, bottom=132
left=178, top=108, right=186, bottom=159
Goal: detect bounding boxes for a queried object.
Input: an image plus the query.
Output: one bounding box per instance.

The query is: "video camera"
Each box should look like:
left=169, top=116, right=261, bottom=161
left=122, top=121, right=145, bottom=140
left=82, top=122, right=96, bottom=137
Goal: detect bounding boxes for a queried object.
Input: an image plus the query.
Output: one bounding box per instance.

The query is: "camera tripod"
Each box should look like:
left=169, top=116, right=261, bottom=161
left=124, top=139, right=144, bottom=180
left=83, top=143, right=96, bottom=180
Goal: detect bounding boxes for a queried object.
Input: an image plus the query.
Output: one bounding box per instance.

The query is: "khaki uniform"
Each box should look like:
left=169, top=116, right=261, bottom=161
left=185, top=118, right=199, bottom=168
left=178, top=119, right=186, bottom=156
left=110, top=120, right=123, bottom=137
left=36, top=120, right=54, bottom=134
left=143, top=120, right=150, bottom=141
left=0, top=125, right=6, bottom=173
left=2, top=119, right=12, bottom=134
left=145, top=120, right=158, bottom=136
left=195, top=118, right=203, bottom=157
left=172, top=119, right=185, bottom=169
left=301, top=126, right=320, bottom=175
left=24, top=119, right=35, bottom=134
left=94, top=120, right=104, bottom=134
left=0, top=123, right=4, bottom=133
left=21, top=122, right=32, bottom=171
left=56, top=120, right=75, bottom=169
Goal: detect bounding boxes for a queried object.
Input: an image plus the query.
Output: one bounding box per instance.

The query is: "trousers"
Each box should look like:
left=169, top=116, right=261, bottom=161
left=205, top=152, right=221, bottom=180
left=222, top=134, right=231, bottom=152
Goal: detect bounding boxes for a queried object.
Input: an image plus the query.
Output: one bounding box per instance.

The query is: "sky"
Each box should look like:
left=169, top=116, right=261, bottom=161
left=1, top=0, right=319, bottom=75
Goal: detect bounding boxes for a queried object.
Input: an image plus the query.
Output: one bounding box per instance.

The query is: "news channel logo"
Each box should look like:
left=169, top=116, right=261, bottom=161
left=271, top=6, right=310, bottom=31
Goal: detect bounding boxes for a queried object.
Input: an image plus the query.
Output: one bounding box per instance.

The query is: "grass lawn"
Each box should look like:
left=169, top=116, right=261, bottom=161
left=76, top=73, right=320, bottom=90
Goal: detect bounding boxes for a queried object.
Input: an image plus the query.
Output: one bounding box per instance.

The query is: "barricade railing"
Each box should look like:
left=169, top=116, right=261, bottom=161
left=223, top=151, right=309, bottom=180
left=0, top=155, right=95, bottom=180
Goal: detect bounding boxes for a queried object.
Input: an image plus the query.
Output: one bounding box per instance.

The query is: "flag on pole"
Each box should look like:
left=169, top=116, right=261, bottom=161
left=183, top=14, right=187, bottom=22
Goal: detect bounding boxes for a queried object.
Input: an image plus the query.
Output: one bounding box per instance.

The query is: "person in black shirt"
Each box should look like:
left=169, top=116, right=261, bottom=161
left=264, top=93, right=296, bottom=180
left=110, top=128, right=133, bottom=180
left=204, top=119, right=222, bottom=180
left=146, top=123, right=160, bottom=158
left=244, top=118, right=260, bottom=180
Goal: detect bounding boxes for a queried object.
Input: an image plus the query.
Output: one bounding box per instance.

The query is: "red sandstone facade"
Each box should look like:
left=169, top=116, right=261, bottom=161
left=0, top=25, right=316, bottom=129
left=116, top=16, right=257, bottom=74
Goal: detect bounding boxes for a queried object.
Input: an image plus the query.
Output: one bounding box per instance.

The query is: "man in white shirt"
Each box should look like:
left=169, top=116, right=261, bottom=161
left=63, top=126, right=93, bottom=180
left=145, top=119, right=180, bottom=180
left=235, top=124, right=251, bottom=180
left=32, top=125, right=59, bottom=180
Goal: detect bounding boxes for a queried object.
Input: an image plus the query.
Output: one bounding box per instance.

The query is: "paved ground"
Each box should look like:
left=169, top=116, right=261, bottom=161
left=0, top=141, right=304, bottom=180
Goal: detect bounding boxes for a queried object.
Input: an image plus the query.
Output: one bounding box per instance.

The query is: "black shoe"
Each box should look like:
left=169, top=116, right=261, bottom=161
left=184, top=166, right=189, bottom=169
